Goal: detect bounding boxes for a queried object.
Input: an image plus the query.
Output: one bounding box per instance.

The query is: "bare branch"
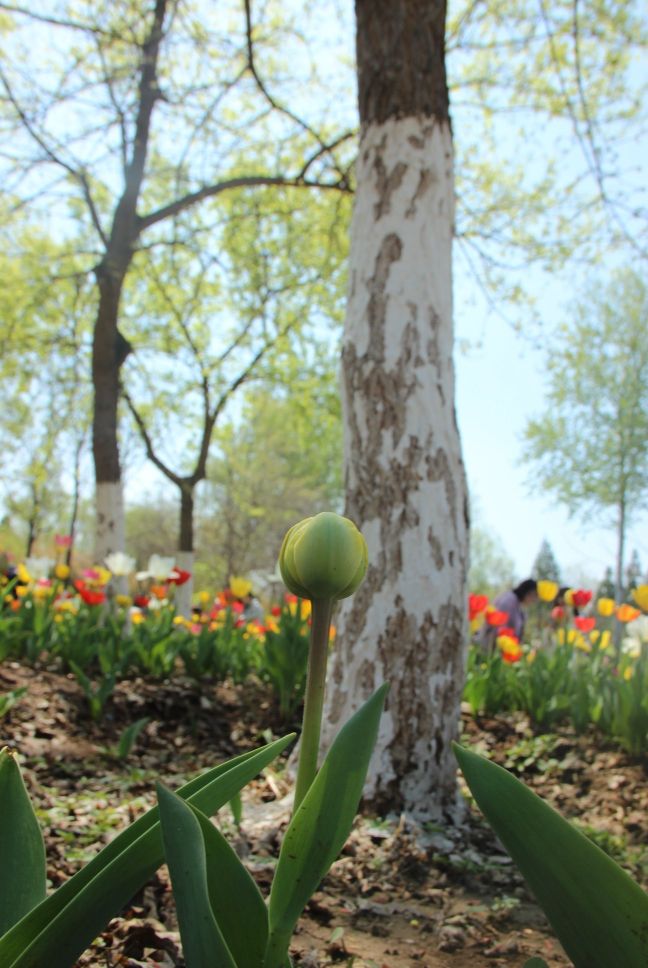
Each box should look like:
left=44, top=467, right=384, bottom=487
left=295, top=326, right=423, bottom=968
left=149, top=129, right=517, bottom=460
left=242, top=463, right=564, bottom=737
left=138, top=171, right=351, bottom=232
left=0, top=67, right=108, bottom=245
left=121, top=387, right=183, bottom=488
left=0, top=2, right=121, bottom=38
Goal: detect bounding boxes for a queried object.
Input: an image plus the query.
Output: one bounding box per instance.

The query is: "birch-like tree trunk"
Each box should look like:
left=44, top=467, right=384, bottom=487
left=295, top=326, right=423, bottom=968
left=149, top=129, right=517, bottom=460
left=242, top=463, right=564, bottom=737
left=322, top=0, right=469, bottom=816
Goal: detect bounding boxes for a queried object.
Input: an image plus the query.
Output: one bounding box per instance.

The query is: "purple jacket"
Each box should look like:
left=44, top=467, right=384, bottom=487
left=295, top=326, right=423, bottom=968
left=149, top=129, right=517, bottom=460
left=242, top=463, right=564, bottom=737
left=492, top=589, right=526, bottom=639
left=478, top=589, right=526, bottom=648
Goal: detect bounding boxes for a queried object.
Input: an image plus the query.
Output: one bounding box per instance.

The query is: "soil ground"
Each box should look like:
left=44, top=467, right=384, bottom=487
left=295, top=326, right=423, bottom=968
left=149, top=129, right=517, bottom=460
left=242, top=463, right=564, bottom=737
left=1, top=661, right=646, bottom=968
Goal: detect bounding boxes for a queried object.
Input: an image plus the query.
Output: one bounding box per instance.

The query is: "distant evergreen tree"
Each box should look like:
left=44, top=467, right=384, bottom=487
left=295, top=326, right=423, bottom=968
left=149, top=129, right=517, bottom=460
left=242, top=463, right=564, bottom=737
left=622, top=549, right=642, bottom=601
left=532, top=539, right=562, bottom=584
left=596, top=566, right=616, bottom=600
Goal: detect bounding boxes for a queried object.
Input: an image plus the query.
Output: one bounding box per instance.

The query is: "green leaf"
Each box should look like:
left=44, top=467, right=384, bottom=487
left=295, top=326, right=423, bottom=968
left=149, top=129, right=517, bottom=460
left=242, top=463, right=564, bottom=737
left=454, top=744, right=648, bottom=968
left=116, top=717, right=150, bottom=759
left=524, top=960, right=549, bottom=967
left=157, top=785, right=237, bottom=968
left=158, top=784, right=268, bottom=967
left=0, top=734, right=294, bottom=968
left=264, top=684, right=388, bottom=968
left=0, top=748, right=46, bottom=935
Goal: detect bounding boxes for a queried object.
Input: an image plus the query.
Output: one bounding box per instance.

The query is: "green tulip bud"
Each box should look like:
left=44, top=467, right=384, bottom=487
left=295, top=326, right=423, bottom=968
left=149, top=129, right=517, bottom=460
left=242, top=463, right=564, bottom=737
left=279, top=512, right=368, bottom=600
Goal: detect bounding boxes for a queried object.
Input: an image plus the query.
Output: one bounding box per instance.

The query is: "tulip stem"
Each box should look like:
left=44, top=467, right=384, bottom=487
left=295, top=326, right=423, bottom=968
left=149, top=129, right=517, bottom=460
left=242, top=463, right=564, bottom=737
left=293, top=597, right=334, bottom=813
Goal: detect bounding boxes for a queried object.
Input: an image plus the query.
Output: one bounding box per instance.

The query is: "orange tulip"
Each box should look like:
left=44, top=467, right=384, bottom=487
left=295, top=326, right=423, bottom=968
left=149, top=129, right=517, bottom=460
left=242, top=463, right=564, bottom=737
left=616, top=603, right=640, bottom=623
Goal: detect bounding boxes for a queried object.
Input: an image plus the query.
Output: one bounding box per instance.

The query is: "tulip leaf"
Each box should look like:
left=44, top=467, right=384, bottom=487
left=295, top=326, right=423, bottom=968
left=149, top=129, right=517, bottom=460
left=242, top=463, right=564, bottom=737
left=0, top=734, right=294, bottom=968
left=454, top=743, right=648, bottom=968
left=157, top=785, right=237, bottom=968
left=0, top=748, right=47, bottom=936
left=158, top=784, right=268, bottom=968
left=264, top=684, right=388, bottom=968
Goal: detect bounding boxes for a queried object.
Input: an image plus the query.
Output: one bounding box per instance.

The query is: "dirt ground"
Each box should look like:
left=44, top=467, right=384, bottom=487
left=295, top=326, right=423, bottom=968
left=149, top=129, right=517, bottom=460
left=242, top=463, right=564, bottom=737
left=1, top=661, right=646, bottom=968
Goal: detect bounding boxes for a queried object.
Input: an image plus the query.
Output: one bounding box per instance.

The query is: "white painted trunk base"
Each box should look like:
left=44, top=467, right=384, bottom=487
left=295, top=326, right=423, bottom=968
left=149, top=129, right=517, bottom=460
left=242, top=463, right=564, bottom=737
left=322, top=117, right=469, bottom=816
left=96, top=481, right=128, bottom=597
left=174, top=550, right=195, bottom=619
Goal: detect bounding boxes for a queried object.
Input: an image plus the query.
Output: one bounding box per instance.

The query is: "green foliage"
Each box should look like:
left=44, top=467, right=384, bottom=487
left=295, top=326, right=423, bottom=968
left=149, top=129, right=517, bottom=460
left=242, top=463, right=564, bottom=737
left=0, top=749, right=46, bottom=937
left=0, top=687, right=27, bottom=720
left=0, top=737, right=294, bottom=968
left=259, top=599, right=312, bottom=721
left=464, top=634, right=648, bottom=754
left=200, top=368, right=343, bottom=585
left=455, top=744, right=648, bottom=968
left=0, top=687, right=387, bottom=968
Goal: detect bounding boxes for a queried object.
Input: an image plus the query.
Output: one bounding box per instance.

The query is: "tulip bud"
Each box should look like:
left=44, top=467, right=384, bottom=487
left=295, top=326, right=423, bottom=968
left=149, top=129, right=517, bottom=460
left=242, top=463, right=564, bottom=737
left=279, top=512, right=368, bottom=600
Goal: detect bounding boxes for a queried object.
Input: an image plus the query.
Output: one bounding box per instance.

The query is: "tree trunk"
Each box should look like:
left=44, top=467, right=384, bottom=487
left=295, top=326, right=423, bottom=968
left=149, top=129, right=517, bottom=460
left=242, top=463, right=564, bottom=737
left=175, top=484, right=195, bottom=617
left=92, top=264, right=129, bottom=566
left=66, top=434, right=85, bottom=569
left=322, top=0, right=469, bottom=816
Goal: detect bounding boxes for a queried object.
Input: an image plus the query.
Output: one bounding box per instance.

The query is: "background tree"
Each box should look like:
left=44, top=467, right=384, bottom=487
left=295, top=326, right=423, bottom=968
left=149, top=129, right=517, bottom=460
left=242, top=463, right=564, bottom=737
left=0, top=0, right=353, bottom=564
left=522, top=269, right=648, bottom=600
left=532, top=539, right=562, bottom=585
left=596, top=566, right=616, bottom=601
left=121, top=185, right=348, bottom=611
left=0, top=231, right=93, bottom=556
left=198, top=362, right=343, bottom=588
left=322, top=0, right=470, bottom=815
left=622, top=549, right=643, bottom=602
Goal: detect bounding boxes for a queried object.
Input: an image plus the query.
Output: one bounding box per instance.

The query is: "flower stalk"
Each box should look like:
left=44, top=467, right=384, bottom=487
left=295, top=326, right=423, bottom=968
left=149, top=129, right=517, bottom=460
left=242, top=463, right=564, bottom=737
left=293, top=596, right=334, bottom=811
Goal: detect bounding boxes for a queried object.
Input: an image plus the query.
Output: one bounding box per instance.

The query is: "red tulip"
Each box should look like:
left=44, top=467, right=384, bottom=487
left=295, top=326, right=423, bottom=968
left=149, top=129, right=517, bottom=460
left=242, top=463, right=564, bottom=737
left=168, top=568, right=191, bottom=586
left=571, top=589, right=592, bottom=608
left=74, top=580, right=106, bottom=607
left=574, top=616, right=596, bottom=633
left=486, top=609, right=509, bottom=626
left=468, top=594, right=489, bottom=620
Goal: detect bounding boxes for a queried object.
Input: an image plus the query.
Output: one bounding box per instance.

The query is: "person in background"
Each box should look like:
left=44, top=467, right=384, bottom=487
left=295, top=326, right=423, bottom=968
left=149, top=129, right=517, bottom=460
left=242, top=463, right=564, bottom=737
left=480, top=578, right=538, bottom=648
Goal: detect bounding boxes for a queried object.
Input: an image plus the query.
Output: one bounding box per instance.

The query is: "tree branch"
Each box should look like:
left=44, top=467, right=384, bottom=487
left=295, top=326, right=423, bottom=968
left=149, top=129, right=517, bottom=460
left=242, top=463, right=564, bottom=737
left=0, top=66, right=108, bottom=246
left=121, top=387, right=183, bottom=488
left=137, top=171, right=351, bottom=232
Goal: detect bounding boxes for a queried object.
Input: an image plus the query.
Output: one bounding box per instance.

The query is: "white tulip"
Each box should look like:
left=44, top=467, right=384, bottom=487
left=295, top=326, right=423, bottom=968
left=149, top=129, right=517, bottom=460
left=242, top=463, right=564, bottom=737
left=104, top=552, right=136, bottom=576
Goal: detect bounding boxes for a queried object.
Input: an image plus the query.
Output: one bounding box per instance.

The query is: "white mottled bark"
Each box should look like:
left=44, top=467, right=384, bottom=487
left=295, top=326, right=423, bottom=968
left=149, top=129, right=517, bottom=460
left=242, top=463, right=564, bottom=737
left=95, top=481, right=127, bottom=596
left=95, top=482, right=126, bottom=564
left=174, top=550, right=195, bottom=619
left=323, top=117, right=469, bottom=816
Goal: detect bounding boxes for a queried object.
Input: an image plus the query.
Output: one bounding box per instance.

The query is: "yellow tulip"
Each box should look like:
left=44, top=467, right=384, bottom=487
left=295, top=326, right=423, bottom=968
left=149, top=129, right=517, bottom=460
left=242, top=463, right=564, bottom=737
left=115, top=594, right=132, bottom=607
left=632, top=584, right=648, bottom=612
left=230, top=576, right=253, bottom=599
left=54, top=563, right=70, bottom=580
left=623, top=666, right=633, bottom=681
left=597, top=597, right=615, bottom=617
left=598, top=630, right=611, bottom=650
left=537, top=580, right=558, bottom=602
left=564, top=589, right=575, bottom=606
left=17, top=563, right=31, bottom=584
left=131, top=611, right=145, bottom=625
